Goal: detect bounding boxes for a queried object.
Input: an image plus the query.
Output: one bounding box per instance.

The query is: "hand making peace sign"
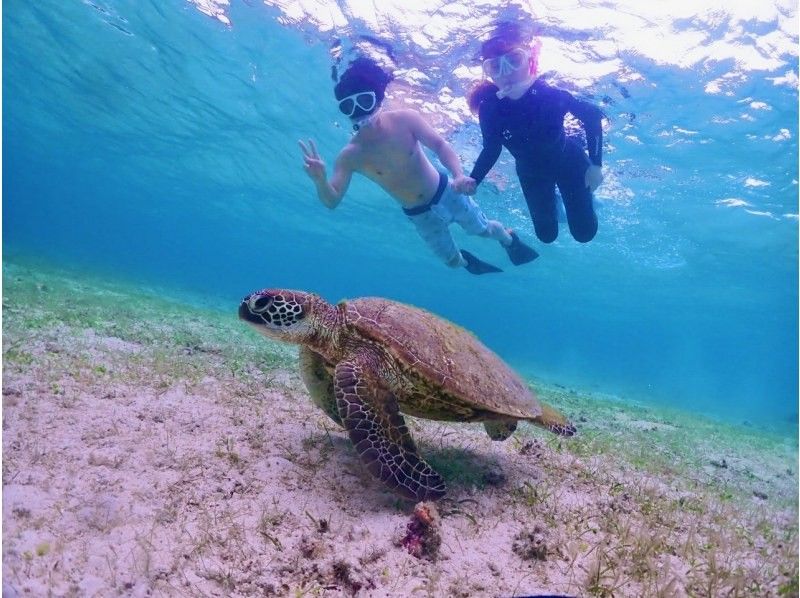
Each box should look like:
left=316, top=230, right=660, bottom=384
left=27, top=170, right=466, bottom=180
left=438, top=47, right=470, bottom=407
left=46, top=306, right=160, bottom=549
left=298, top=139, right=326, bottom=182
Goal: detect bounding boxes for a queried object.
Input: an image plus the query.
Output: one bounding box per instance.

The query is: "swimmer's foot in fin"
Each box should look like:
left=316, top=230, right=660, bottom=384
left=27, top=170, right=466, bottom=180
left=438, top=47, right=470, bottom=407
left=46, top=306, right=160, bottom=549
left=504, top=230, right=539, bottom=266
left=461, top=250, right=503, bottom=275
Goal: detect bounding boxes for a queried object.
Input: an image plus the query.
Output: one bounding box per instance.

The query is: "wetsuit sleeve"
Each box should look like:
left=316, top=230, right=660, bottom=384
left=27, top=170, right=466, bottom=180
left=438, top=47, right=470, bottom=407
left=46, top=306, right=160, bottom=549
left=564, top=92, right=604, bottom=167
left=469, top=102, right=503, bottom=184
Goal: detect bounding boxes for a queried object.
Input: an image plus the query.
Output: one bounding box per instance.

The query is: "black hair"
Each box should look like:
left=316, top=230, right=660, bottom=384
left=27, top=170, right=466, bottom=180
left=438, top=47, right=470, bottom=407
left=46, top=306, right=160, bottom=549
left=333, top=56, right=394, bottom=117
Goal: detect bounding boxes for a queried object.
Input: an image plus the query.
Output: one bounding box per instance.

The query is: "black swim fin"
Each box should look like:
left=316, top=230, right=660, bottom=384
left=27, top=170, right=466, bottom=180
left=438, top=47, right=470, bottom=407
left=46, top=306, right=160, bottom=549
left=461, top=250, right=503, bottom=275
left=504, top=230, right=539, bottom=266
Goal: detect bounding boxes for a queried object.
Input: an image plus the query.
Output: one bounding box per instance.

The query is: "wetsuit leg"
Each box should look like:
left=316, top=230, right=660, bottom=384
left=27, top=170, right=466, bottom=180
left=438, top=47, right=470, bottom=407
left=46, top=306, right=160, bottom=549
left=518, top=170, right=559, bottom=244
left=557, top=140, right=598, bottom=243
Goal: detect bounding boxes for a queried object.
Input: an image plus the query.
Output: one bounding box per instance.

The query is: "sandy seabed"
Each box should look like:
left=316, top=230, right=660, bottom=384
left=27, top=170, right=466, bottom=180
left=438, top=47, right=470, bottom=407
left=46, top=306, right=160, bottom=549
left=2, top=261, right=798, bottom=597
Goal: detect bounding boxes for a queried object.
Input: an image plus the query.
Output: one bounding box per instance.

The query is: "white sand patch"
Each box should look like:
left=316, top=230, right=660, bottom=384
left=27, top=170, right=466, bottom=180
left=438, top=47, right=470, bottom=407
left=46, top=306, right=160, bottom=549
left=82, top=329, right=143, bottom=354
left=0, top=364, right=652, bottom=596
left=627, top=419, right=678, bottom=432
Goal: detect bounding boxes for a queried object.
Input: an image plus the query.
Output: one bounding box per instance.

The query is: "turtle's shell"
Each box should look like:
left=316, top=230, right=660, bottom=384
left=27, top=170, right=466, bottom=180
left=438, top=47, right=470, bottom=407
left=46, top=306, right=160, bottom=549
left=341, top=298, right=542, bottom=419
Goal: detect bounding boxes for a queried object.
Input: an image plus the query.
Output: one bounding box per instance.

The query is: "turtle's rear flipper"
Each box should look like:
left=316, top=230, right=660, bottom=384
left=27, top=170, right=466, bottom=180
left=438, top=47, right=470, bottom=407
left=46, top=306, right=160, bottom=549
left=334, top=351, right=446, bottom=501
left=530, top=403, right=577, bottom=437
left=484, top=420, right=518, bottom=441
left=461, top=250, right=503, bottom=275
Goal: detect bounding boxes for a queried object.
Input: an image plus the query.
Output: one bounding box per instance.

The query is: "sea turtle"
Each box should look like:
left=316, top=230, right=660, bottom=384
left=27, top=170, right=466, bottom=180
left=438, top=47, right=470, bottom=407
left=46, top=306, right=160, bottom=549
left=239, top=289, right=576, bottom=502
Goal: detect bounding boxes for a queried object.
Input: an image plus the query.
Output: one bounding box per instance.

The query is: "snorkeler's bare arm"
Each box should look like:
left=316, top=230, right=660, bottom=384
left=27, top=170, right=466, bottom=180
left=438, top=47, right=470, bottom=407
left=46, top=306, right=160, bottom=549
left=299, top=139, right=354, bottom=209
left=404, top=111, right=475, bottom=192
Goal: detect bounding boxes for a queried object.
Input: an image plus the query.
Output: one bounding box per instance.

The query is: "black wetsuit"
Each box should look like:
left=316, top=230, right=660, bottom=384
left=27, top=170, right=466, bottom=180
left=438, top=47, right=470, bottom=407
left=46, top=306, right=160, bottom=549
left=469, top=79, right=603, bottom=243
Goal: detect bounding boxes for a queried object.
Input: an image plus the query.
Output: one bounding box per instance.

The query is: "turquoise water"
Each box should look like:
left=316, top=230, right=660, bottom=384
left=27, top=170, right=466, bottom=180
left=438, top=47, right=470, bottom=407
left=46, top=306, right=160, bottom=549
left=4, top=1, right=798, bottom=429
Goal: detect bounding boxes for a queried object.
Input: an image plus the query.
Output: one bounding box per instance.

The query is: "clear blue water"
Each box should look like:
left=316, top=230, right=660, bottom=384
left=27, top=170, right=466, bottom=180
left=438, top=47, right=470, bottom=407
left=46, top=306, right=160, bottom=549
left=4, top=1, right=798, bottom=429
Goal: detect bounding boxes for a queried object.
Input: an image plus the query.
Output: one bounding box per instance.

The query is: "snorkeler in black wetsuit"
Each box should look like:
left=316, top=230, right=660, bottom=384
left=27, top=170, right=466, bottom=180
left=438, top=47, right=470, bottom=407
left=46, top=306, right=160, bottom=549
left=456, top=25, right=605, bottom=244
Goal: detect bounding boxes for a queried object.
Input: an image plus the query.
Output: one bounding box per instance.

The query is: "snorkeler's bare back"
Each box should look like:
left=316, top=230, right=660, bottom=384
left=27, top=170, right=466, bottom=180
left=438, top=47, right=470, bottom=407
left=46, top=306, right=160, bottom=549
left=343, top=110, right=442, bottom=208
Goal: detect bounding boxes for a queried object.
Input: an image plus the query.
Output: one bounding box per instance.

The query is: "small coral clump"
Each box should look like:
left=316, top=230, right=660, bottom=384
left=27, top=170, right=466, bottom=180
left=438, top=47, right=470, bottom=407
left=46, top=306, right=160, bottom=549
left=400, top=502, right=441, bottom=560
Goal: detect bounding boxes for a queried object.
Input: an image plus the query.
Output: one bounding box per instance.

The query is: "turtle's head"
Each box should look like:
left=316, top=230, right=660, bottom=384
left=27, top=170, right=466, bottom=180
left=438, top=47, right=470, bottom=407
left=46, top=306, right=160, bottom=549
left=239, top=289, right=323, bottom=344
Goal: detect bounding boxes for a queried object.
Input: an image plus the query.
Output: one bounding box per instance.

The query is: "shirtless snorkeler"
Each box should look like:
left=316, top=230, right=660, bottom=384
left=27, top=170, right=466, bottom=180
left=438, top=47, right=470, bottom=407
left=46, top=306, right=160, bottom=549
left=298, top=56, right=538, bottom=274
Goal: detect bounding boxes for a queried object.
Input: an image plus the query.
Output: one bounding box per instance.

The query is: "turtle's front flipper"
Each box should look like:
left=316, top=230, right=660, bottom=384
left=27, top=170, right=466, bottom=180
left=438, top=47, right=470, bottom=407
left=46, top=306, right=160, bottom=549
left=530, top=402, right=577, bottom=437
left=299, top=347, right=341, bottom=425
left=334, top=351, right=446, bottom=501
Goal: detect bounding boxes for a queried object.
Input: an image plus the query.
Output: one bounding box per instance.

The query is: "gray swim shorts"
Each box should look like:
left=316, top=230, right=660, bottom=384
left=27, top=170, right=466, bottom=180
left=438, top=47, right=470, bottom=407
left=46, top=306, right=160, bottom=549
left=403, top=173, right=489, bottom=265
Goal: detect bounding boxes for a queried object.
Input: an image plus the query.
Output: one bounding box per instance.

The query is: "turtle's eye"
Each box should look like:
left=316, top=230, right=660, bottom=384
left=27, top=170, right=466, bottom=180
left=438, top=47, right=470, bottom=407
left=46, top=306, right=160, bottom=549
left=250, top=295, right=272, bottom=313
